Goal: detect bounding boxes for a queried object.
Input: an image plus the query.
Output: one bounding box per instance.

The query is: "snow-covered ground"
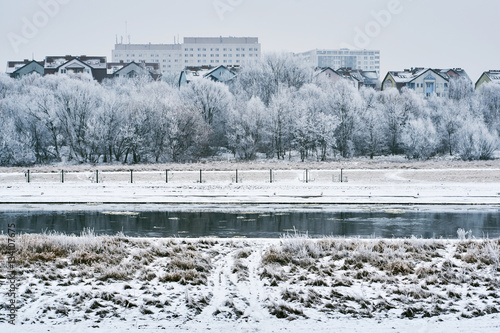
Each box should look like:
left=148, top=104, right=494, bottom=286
left=0, top=233, right=499, bottom=332
left=1, top=160, right=499, bottom=331
left=1, top=160, right=500, bottom=205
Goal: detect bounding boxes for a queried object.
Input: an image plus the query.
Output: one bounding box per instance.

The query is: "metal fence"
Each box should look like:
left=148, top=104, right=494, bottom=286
left=2, top=169, right=349, bottom=184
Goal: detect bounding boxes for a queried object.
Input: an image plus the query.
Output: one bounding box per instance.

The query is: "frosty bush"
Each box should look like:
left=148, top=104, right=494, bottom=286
left=456, top=121, right=498, bottom=160
left=401, top=117, right=438, bottom=159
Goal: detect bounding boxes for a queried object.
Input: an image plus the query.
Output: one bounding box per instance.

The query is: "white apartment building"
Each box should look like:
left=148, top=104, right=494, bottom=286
left=296, top=49, right=380, bottom=78
left=112, top=37, right=261, bottom=74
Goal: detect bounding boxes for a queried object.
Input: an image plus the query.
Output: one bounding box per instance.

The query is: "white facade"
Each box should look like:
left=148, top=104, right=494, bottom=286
left=112, top=43, right=183, bottom=74
left=296, top=49, right=380, bottom=77
left=112, top=37, right=261, bottom=74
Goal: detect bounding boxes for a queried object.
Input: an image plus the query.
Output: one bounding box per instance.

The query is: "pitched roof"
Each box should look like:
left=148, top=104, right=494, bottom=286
left=44, top=55, right=107, bottom=69
left=385, top=67, right=472, bottom=84
left=55, top=58, right=92, bottom=71
left=8, top=60, right=44, bottom=75
left=182, top=65, right=237, bottom=83
left=314, top=67, right=340, bottom=77
left=484, top=70, right=500, bottom=82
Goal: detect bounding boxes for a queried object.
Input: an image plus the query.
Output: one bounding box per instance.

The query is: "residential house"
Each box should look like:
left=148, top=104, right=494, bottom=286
left=178, top=65, right=237, bottom=87
left=382, top=67, right=471, bottom=97
left=314, top=67, right=344, bottom=84
left=107, top=61, right=161, bottom=80
left=314, top=67, right=379, bottom=90
left=44, top=55, right=108, bottom=82
left=475, top=70, right=500, bottom=89
left=6, top=55, right=164, bottom=82
left=6, top=60, right=45, bottom=78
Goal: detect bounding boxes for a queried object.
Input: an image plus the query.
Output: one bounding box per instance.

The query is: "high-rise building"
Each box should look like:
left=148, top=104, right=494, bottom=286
left=296, top=48, right=380, bottom=78
left=112, top=37, right=261, bottom=74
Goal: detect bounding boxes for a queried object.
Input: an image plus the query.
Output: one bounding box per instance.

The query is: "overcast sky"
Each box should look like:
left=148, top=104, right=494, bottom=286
left=1, top=0, right=499, bottom=81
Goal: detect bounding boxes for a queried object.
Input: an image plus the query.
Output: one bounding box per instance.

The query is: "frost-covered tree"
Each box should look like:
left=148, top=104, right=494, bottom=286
left=293, top=84, right=338, bottom=161
left=430, top=99, right=464, bottom=156
left=327, top=80, right=362, bottom=158
left=269, top=87, right=295, bottom=159
left=182, top=79, right=232, bottom=126
left=455, top=120, right=498, bottom=161
left=380, top=88, right=409, bottom=155
left=477, top=83, right=500, bottom=137
left=52, top=75, right=103, bottom=163
left=401, top=117, right=438, bottom=159
left=231, top=53, right=313, bottom=106
left=448, top=77, right=474, bottom=101
left=357, top=88, right=386, bottom=158
left=227, top=96, right=271, bottom=160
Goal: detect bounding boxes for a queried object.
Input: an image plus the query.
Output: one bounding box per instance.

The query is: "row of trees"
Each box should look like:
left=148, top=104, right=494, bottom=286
left=0, top=54, right=499, bottom=166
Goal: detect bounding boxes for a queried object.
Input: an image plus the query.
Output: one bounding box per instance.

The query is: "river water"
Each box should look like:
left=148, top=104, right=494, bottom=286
left=1, top=205, right=499, bottom=239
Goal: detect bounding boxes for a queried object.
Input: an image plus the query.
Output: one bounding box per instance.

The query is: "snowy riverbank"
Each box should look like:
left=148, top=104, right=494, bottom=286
left=1, top=233, right=499, bottom=332
left=1, top=162, right=500, bottom=205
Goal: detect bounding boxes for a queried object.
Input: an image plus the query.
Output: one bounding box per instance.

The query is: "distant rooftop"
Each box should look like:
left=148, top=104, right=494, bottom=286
left=183, top=37, right=259, bottom=44
left=114, top=44, right=182, bottom=51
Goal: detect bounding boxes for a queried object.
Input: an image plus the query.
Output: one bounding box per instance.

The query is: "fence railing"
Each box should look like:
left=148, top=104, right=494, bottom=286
left=2, top=169, right=349, bottom=184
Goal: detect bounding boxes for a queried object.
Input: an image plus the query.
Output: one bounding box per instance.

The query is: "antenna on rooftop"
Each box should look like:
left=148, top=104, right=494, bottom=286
left=125, top=21, right=131, bottom=44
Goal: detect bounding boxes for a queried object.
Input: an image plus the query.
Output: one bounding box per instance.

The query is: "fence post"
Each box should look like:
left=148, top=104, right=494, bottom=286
left=61, top=170, right=64, bottom=183
left=236, top=169, right=239, bottom=183
left=305, top=169, right=309, bottom=183
left=166, top=169, right=169, bottom=183
left=26, top=169, right=30, bottom=183
left=200, top=169, right=203, bottom=183
left=270, top=169, right=273, bottom=183
left=340, top=168, right=343, bottom=183
left=96, top=170, right=99, bottom=184
left=130, top=169, right=133, bottom=183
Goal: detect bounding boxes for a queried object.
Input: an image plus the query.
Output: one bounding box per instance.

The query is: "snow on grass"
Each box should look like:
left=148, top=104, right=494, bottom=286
left=1, top=233, right=499, bottom=331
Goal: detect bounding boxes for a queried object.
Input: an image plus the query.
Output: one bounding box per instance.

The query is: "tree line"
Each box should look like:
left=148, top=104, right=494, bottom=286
left=0, top=53, right=499, bottom=166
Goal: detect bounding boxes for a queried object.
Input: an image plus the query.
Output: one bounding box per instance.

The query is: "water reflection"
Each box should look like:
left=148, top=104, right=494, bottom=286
left=1, top=208, right=500, bottom=239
